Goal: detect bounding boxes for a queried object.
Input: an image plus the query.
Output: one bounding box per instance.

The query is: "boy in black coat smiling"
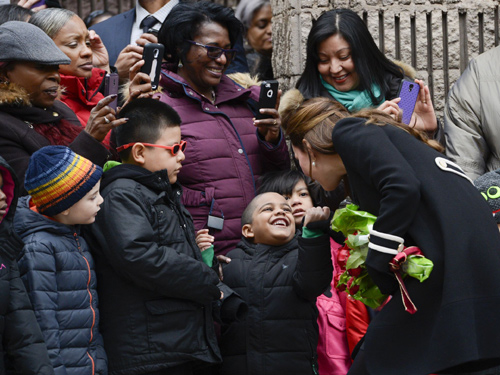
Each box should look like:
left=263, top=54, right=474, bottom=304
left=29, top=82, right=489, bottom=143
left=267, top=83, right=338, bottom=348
left=219, top=192, right=333, bottom=375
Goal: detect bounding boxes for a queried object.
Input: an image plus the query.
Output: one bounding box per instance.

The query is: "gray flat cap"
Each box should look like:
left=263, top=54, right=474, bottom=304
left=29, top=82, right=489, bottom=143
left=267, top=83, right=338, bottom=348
left=0, top=21, right=70, bottom=65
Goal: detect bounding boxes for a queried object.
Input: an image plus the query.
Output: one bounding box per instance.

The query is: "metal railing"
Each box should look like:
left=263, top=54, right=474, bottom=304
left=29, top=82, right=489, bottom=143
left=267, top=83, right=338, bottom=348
left=360, top=5, right=500, bottom=113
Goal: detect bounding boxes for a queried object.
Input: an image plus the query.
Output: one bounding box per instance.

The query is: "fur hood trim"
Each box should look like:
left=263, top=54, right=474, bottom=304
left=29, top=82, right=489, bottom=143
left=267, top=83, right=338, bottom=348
left=226, top=72, right=260, bottom=88
left=0, top=82, right=32, bottom=106
left=394, top=59, right=416, bottom=79
left=0, top=81, right=64, bottom=107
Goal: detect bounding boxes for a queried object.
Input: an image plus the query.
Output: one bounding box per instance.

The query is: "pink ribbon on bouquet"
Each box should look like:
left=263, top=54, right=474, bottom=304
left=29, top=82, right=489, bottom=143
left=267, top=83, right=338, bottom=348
left=389, top=246, right=423, bottom=314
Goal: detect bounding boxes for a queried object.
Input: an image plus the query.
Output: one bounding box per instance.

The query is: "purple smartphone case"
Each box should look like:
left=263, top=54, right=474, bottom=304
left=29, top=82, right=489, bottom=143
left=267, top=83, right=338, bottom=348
left=31, top=0, right=45, bottom=7
left=398, top=80, right=420, bottom=125
left=104, top=73, right=119, bottom=110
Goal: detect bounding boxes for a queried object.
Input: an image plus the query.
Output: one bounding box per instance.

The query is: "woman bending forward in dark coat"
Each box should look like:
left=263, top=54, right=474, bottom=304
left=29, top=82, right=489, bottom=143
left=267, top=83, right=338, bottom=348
left=281, top=93, right=500, bottom=375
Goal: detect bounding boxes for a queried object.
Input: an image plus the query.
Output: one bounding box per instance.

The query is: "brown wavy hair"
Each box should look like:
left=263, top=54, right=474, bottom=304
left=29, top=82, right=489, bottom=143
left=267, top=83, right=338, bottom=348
left=281, top=94, right=443, bottom=154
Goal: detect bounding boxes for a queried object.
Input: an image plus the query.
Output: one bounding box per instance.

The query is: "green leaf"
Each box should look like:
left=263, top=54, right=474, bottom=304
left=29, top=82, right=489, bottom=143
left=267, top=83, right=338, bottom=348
left=404, top=255, right=434, bottom=282
left=331, top=204, right=376, bottom=236
left=346, top=250, right=365, bottom=269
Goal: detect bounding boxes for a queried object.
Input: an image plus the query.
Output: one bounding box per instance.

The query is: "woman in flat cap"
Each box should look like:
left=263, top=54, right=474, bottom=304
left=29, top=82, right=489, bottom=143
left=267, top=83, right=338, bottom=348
left=0, top=21, right=124, bottom=192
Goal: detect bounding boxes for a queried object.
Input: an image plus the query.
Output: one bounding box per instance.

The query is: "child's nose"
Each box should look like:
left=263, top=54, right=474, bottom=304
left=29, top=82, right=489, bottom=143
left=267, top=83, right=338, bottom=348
left=177, top=149, right=186, bottom=162
left=276, top=208, right=286, bottom=215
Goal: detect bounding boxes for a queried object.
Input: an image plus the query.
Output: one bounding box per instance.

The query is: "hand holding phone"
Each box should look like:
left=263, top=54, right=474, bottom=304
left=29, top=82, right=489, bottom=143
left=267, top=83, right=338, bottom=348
left=140, top=43, right=164, bottom=90
left=256, top=80, right=279, bottom=120
left=397, top=79, right=420, bottom=125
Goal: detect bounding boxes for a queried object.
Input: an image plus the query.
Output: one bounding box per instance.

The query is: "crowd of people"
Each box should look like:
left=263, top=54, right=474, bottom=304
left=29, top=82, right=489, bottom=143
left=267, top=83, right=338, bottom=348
left=0, top=0, right=500, bottom=374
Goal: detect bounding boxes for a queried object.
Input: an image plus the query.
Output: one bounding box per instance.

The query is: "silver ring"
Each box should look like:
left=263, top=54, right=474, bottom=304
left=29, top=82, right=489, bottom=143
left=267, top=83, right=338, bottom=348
left=273, top=119, right=277, bottom=125
left=104, top=116, right=110, bottom=124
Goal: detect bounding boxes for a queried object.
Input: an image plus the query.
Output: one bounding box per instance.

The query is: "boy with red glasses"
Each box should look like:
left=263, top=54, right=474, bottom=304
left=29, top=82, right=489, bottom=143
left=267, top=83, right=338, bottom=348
left=86, top=98, right=246, bottom=375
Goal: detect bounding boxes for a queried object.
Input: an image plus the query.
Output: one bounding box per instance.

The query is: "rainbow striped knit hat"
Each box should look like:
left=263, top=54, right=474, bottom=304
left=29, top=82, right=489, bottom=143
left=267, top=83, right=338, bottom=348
left=25, top=146, right=103, bottom=216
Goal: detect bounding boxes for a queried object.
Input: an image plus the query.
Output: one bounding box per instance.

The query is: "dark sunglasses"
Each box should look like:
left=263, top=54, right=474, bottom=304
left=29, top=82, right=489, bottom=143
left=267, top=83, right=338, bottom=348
left=117, top=140, right=187, bottom=156
left=186, top=40, right=237, bottom=62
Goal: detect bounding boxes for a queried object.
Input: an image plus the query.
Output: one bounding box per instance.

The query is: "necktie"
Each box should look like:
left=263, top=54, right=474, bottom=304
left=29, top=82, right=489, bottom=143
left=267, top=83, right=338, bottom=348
left=140, top=15, right=158, bottom=34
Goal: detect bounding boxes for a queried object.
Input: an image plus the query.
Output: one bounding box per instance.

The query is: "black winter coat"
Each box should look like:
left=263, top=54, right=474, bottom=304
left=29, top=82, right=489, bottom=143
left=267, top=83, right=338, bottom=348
left=0, top=157, right=53, bottom=375
left=334, top=117, right=500, bottom=374
left=86, top=164, right=222, bottom=375
left=220, top=234, right=333, bottom=375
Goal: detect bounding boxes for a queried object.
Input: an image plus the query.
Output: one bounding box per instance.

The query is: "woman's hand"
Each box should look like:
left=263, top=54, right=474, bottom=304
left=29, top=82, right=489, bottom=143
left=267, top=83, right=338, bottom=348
left=254, top=89, right=282, bottom=144
left=119, top=60, right=156, bottom=109
left=114, top=33, right=157, bottom=82
left=196, top=229, right=214, bottom=252
left=89, top=30, right=110, bottom=72
left=377, top=98, right=402, bottom=120
left=17, top=0, right=46, bottom=11
left=409, top=79, right=437, bottom=133
left=85, top=95, right=127, bottom=142
left=303, top=206, right=331, bottom=227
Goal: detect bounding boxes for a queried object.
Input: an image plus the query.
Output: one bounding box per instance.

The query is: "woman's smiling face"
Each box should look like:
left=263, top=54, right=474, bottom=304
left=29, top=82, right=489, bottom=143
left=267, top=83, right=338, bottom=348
left=179, top=21, right=232, bottom=97
left=317, top=33, right=359, bottom=92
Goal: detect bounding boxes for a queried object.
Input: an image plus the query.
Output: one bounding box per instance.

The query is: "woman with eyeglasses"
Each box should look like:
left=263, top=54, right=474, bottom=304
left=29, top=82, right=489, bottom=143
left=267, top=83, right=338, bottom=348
left=156, top=1, right=290, bottom=257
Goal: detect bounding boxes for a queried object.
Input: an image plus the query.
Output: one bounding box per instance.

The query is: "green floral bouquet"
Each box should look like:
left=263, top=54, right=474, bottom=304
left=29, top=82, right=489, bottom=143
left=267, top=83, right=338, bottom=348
left=332, top=204, right=434, bottom=311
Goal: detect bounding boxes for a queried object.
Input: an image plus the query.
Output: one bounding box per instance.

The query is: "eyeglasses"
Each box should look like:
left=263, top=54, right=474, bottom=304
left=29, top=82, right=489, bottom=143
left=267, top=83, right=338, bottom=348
left=186, top=40, right=237, bottom=62
left=117, top=140, right=187, bottom=155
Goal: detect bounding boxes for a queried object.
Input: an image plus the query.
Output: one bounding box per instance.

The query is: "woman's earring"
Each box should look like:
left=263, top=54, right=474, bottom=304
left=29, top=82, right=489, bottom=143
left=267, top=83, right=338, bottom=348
left=178, top=60, right=183, bottom=68
left=312, top=161, right=316, bottom=167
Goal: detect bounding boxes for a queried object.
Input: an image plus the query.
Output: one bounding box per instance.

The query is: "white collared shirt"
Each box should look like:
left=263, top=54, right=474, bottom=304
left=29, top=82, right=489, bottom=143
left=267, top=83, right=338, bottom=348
left=130, top=0, right=179, bottom=45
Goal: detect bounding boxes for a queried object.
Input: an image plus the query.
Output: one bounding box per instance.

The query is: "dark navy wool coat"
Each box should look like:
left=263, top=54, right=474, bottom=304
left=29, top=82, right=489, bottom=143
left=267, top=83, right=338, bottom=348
left=334, top=117, right=500, bottom=375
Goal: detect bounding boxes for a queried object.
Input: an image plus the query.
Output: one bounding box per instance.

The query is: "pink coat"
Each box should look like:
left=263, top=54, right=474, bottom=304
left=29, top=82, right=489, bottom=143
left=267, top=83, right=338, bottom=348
left=316, top=239, right=351, bottom=375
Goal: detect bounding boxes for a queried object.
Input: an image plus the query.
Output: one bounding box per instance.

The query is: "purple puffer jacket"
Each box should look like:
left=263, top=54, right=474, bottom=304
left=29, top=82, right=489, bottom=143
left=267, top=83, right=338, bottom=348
left=158, top=70, right=290, bottom=255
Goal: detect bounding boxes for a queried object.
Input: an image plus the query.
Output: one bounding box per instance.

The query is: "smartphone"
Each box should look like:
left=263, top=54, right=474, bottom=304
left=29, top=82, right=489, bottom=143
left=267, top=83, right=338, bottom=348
left=31, top=0, right=46, bottom=8
left=397, top=79, right=420, bottom=125
left=140, top=43, right=164, bottom=90
left=104, top=73, right=119, bottom=110
left=256, top=80, right=279, bottom=120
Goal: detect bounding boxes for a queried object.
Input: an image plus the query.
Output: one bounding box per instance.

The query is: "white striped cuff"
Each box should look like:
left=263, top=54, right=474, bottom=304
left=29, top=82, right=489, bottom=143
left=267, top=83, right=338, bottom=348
left=369, top=229, right=404, bottom=255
